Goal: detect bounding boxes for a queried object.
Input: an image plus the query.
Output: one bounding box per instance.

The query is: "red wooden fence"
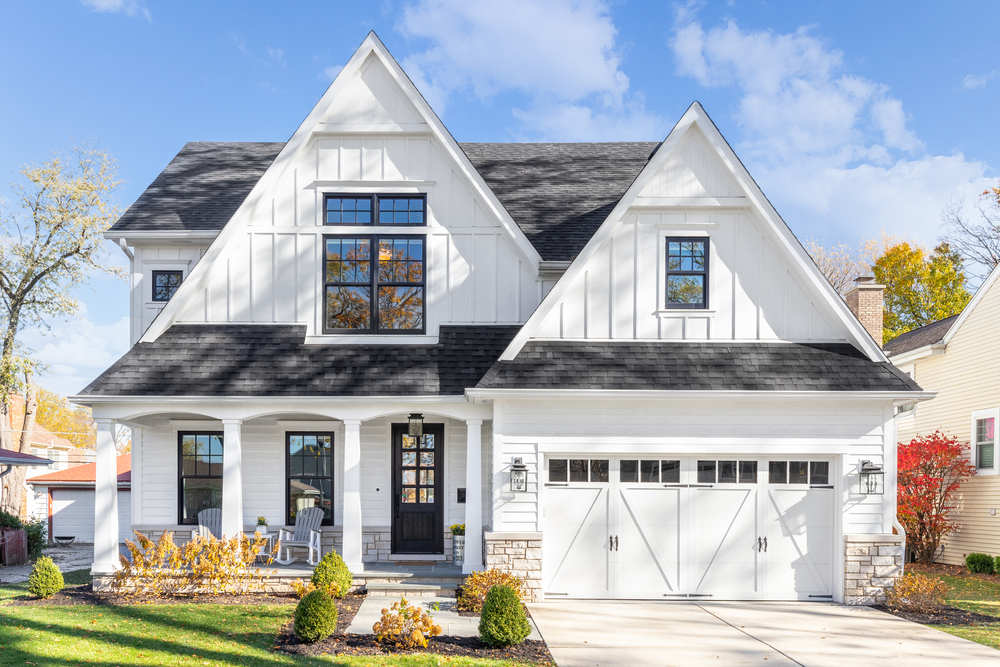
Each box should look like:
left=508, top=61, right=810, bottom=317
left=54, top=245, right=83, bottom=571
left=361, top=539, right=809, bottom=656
left=0, top=527, right=27, bottom=566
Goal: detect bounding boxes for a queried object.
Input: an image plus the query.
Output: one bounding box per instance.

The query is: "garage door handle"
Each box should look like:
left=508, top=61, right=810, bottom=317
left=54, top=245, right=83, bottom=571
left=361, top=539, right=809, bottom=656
left=757, top=537, right=763, bottom=552
left=609, top=536, right=614, bottom=551
left=614, top=536, right=619, bottom=551
left=764, top=537, right=767, bottom=552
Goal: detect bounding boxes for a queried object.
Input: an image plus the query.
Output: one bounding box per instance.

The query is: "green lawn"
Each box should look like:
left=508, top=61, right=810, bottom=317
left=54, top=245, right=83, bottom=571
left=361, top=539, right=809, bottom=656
left=0, top=571, right=536, bottom=666
left=909, top=564, right=1000, bottom=650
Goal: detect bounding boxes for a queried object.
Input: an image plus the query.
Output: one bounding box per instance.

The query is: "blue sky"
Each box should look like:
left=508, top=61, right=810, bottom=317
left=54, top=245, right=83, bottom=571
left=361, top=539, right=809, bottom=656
left=1, top=0, right=998, bottom=395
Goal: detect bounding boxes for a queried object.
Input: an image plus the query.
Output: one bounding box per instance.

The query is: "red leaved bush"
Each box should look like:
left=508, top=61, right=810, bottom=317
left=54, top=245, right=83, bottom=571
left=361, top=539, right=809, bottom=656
left=897, top=431, right=976, bottom=563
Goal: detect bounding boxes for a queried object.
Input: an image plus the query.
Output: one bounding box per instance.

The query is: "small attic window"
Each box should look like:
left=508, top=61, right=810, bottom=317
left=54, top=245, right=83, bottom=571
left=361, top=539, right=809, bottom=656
left=665, top=238, right=709, bottom=309
left=152, top=270, right=183, bottom=302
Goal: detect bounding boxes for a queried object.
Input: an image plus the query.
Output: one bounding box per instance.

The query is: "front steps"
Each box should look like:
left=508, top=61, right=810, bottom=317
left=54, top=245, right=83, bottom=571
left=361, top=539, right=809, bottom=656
left=355, top=566, right=464, bottom=598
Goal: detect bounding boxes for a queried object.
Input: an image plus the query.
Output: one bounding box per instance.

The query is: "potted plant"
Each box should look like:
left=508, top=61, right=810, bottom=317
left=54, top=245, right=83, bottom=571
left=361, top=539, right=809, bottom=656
left=450, top=523, right=465, bottom=563
left=255, top=516, right=268, bottom=535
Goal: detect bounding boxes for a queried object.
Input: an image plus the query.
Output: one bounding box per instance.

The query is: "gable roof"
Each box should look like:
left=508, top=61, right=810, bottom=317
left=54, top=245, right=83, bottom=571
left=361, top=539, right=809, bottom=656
left=476, top=341, right=922, bottom=393
left=883, top=314, right=959, bottom=356
left=27, top=454, right=130, bottom=486
left=107, top=140, right=657, bottom=261
left=79, top=324, right=519, bottom=397
left=0, top=448, right=53, bottom=466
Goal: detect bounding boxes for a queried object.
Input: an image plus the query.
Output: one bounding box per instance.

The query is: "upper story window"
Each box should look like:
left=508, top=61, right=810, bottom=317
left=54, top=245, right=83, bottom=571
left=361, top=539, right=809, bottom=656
left=152, top=270, right=183, bottom=302
left=324, top=235, right=425, bottom=334
left=665, top=237, right=708, bottom=309
left=324, top=194, right=426, bottom=225
left=973, top=410, right=997, bottom=471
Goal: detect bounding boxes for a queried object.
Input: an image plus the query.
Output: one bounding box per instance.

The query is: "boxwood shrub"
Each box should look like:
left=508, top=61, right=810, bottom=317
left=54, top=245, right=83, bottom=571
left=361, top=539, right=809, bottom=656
left=479, top=584, right=531, bottom=647
left=294, top=589, right=338, bottom=643
left=27, top=556, right=64, bottom=598
left=966, top=552, right=995, bottom=574
left=311, top=551, right=353, bottom=598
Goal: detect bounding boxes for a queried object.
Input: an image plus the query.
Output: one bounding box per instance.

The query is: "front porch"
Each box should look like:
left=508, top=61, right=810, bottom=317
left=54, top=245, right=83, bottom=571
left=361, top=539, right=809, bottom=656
left=85, top=397, right=492, bottom=582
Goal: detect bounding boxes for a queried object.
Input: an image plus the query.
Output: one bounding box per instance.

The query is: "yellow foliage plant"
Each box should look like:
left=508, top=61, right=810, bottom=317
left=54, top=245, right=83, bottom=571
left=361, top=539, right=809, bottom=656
left=290, top=578, right=343, bottom=599
left=457, top=569, right=529, bottom=612
left=885, top=572, right=948, bottom=613
left=372, top=597, right=443, bottom=649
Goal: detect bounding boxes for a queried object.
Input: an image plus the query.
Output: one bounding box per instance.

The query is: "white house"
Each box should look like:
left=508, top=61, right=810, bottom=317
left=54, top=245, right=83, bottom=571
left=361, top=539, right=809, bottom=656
left=73, top=32, right=928, bottom=603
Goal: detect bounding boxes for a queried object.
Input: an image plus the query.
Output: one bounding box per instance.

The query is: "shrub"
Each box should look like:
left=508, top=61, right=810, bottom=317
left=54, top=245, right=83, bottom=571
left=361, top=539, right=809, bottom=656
left=886, top=573, right=947, bottom=613
left=0, top=509, right=21, bottom=529
left=966, top=552, right=995, bottom=574
left=373, top=597, right=442, bottom=649
left=27, top=556, right=64, bottom=598
left=995, top=556, right=1000, bottom=576
left=457, top=569, right=528, bottom=612
left=24, top=519, right=45, bottom=559
left=311, top=551, right=353, bottom=599
left=479, top=584, right=530, bottom=647
left=294, top=589, right=338, bottom=643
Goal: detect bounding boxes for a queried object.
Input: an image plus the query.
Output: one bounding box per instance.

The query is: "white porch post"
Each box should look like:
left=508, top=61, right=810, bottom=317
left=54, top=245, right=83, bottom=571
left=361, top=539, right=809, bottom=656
left=221, top=419, right=244, bottom=538
left=91, top=418, right=120, bottom=574
left=342, top=419, right=363, bottom=571
left=463, top=419, right=484, bottom=573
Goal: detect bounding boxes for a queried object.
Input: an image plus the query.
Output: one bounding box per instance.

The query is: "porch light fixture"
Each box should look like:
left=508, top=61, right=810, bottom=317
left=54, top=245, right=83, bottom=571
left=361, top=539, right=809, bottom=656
left=510, top=457, right=528, bottom=493
left=407, top=413, right=424, bottom=438
left=859, top=460, right=884, bottom=495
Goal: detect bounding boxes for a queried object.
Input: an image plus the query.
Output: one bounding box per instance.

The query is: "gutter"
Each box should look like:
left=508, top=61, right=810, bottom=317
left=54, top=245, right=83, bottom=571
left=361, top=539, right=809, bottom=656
left=466, top=388, right=938, bottom=402
left=885, top=343, right=946, bottom=366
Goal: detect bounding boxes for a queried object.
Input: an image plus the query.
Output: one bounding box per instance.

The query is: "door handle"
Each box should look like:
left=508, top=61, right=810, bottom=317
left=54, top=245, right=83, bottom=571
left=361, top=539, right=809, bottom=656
left=764, top=537, right=767, bottom=552
left=757, top=537, right=763, bottom=552
left=614, top=536, right=619, bottom=551
left=609, top=535, right=614, bottom=551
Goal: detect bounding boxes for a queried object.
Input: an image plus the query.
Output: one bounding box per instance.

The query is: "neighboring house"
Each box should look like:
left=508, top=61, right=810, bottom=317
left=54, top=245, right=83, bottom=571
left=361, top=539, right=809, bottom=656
left=72, top=33, right=927, bottom=603
left=887, top=263, right=1000, bottom=565
left=27, top=455, right=131, bottom=544
left=0, top=448, right=53, bottom=513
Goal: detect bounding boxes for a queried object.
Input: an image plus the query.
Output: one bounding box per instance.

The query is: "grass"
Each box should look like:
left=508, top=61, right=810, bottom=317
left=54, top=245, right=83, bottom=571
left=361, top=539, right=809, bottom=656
left=908, top=563, right=1000, bottom=650
left=0, top=570, right=535, bottom=666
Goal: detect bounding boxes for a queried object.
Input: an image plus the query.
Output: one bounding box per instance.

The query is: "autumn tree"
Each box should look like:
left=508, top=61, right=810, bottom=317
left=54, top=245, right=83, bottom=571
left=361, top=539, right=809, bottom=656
left=873, top=241, right=970, bottom=341
left=897, top=432, right=977, bottom=563
left=35, top=388, right=96, bottom=449
left=0, top=149, right=120, bottom=516
left=807, top=240, right=880, bottom=295
left=942, top=184, right=1000, bottom=282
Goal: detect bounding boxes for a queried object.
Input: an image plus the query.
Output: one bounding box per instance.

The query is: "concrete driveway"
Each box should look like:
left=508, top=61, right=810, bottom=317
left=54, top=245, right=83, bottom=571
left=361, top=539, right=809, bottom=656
left=528, top=600, right=1000, bottom=666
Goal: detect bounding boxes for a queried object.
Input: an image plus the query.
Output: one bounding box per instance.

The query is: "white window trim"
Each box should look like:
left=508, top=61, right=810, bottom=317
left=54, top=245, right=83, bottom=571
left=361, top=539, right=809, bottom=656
left=971, top=407, right=999, bottom=475
left=656, top=229, right=713, bottom=313
left=143, top=261, right=192, bottom=306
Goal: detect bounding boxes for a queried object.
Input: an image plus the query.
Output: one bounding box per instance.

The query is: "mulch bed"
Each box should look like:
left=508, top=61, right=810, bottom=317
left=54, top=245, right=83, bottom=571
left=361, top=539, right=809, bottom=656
left=275, top=628, right=554, bottom=664
left=876, top=604, right=1000, bottom=626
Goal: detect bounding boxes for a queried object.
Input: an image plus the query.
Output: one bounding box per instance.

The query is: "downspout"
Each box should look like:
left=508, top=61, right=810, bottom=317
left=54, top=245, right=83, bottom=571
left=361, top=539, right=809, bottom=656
left=893, top=517, right=907, bottom=575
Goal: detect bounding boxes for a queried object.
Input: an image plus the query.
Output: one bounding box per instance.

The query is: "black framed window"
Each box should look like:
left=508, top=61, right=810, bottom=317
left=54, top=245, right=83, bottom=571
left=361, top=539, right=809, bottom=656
left=178, top=432, right=223, bottom=525
left=152, top=270, right=183, bottom=302
left=665, top=237, right=709, bottom=309
left=324, top=235, right=425, bottom=333
left=324, top=194, right=425, bottom=226
left=286, top=432, right=334, bottom=526
left=768, top=460, right=830, bottom=485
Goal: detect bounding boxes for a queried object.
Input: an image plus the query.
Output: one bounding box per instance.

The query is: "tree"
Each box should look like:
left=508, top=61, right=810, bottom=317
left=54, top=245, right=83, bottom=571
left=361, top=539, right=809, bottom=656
left=942, top=185, right=1000, bottom=282
left=897, top=432, right=977, bottom=563
left=806, top=240, right=880, bottom=295
left=0, top=149, right=120, bottom=516
left=35, top=388, right=96, bottom=450
left=873, top=241, right=971, bottom=341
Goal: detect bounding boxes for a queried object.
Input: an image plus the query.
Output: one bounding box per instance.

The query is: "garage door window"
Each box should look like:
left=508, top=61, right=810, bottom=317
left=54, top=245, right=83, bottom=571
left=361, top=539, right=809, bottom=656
left=698, top=460, right=758, bottom=484
left=768, top=460, right=829, bottom=485
left=549, top=459, right=609, bottom=483
left=619, top=459, right=680, bottom=483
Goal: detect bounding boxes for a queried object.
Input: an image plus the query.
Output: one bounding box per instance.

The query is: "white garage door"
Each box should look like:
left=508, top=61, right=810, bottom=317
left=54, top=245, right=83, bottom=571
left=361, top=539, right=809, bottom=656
left=542, top=457, right=834, bottom=600
left=51, top=489, right=131, bottom=544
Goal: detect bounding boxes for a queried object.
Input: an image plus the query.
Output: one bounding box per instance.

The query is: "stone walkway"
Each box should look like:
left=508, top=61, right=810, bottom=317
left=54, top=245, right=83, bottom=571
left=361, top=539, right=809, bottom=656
left=347, top=595, right=543, bottom=640
left=0, top=544, right=93, bottom=583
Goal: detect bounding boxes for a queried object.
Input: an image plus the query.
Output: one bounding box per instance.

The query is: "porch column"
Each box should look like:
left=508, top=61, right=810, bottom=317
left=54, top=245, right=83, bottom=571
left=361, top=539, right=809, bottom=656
left=463, top=419, right=484, bottom=573
left=221, top=419, right=244, bottom=538
left=342, top=419, right=363, bottom=572
left=91, top=418, right=120, bottom=575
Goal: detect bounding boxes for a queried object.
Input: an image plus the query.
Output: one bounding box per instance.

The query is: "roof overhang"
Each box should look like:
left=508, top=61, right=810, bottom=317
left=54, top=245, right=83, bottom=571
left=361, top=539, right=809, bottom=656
left=467, top=388, right=936, bottom=404
left=886, top=343, right=947, bottom=366
left=27, top=480, right=130, bottom=489
left=0, top=453, right=53, bottom=466
left=104, top=230, right=220, bottom=243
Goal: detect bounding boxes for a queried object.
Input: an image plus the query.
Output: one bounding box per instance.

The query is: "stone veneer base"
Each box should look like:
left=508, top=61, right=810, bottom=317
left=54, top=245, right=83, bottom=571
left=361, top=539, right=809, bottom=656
left=484, top=531, right=543, bottom=600
left=844, top=533, right=904, bottom=605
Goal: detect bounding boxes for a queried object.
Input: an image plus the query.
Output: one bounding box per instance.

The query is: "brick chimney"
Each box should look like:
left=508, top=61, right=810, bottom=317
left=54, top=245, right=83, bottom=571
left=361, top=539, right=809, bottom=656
left=845, top=275, right=885, bottom=346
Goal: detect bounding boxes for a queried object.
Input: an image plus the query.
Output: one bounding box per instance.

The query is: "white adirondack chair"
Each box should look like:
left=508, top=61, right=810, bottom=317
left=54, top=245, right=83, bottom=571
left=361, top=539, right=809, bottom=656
left=192, top=508, right=221, bottom=540
left=275, top=506, right=324, bottom=566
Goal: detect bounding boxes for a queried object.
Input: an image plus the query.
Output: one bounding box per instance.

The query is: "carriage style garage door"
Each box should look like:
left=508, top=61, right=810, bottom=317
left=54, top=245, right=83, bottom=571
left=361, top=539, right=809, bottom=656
left=542, top=457, right=835, bottom=600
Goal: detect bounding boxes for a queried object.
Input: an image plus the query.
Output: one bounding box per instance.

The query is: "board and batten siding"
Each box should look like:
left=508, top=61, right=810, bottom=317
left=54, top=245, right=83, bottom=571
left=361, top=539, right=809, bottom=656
left=895, top=275, right=1000, bottom=564
left=130, top=244, right=208, bottom=344
left=532, top=126, right=846, bottom=343
left=132, top=416, right=490, bottom=531
left=490, top=397, right=896, bottom=535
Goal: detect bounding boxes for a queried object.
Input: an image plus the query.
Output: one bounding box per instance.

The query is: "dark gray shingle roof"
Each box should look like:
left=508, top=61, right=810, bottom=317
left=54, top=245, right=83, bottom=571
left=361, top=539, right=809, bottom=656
left=883, top=315, right=959, bottom=357
left=79, top=324, right=520, bottom=396
left=109, top=141, right=659, bottom=260
left=476, top=341, right=922, bottom=392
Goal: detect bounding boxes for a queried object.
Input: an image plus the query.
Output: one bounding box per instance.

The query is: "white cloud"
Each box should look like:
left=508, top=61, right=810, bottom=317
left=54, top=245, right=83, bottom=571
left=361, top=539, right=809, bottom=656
left=81, top=0, right=150, bottom=22
left=398, top=0, right=662, bottom=140
left=20, top=312, right=130, bottom=398
left=963, top=70, right=997, bottom=90
left=669, top=18, right=994, bottom=245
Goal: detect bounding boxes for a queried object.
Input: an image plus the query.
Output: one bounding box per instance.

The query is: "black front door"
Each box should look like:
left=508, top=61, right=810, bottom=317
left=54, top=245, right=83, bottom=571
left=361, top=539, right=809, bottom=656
left=392, top=423, right=444, bottom=554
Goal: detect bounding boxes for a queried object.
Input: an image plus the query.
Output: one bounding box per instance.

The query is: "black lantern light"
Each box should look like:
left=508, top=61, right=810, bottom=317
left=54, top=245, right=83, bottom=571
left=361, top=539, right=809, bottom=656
left=510, top=457, right=528, bottom=493
left=407, top=413, right=424, bottom=438
left=859, top=460, right=884, bottom=495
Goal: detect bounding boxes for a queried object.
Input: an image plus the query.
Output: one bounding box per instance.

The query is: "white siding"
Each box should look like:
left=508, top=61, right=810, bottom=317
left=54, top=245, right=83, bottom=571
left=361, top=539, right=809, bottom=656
left=51, top=488, right=131, bottom=543
left=129, top=244, right=207, bottom=343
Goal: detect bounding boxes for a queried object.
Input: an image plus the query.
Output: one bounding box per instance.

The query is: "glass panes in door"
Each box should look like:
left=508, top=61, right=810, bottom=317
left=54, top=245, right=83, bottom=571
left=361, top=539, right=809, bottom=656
left=401, top=433, right=436, bottom=503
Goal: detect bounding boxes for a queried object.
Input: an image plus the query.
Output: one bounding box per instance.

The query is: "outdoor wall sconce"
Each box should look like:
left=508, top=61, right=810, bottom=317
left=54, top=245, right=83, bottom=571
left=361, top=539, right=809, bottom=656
left=407, top=413, right=424, bottom=438
left=859, top=460, right=884, bottom=495
left=510, top=457, right=528, bottom=493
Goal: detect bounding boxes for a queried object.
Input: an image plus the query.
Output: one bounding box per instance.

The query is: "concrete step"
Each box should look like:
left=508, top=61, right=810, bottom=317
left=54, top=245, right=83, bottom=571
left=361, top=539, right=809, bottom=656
left=365, top=581, right=457, bottom=598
